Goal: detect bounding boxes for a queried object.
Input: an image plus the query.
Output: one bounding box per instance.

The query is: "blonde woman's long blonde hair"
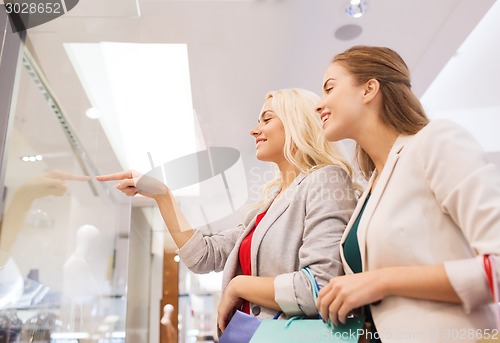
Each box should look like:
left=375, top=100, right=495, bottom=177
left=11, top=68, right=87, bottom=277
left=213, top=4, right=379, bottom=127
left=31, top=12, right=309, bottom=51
left=251, top=88, right=357, bottom=210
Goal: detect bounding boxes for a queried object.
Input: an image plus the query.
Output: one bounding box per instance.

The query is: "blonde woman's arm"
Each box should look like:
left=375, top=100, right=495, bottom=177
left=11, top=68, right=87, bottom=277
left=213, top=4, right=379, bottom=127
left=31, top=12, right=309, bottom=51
left=217, top=276, right=279, bottom=332
left=274, top=166, right=358, bottom=317
left=97, top=171, right=195, bottom=247
left=97, top=171, right=244, bottom=273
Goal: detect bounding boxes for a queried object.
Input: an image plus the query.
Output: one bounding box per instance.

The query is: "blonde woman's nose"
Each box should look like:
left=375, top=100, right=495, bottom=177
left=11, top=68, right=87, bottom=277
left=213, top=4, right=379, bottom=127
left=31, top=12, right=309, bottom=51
left=250, top=124, right=261, bottom=137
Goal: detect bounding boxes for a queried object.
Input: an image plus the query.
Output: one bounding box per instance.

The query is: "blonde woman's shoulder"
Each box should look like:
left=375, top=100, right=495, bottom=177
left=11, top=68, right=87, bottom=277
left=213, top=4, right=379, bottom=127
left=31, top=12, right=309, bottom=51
left=305, top=164, right=352, bottom=185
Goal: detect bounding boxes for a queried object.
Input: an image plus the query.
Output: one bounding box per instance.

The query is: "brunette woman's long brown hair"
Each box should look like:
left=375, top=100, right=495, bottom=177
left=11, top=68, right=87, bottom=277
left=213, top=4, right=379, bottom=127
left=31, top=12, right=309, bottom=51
left=333, top=46, right=429, bottom=179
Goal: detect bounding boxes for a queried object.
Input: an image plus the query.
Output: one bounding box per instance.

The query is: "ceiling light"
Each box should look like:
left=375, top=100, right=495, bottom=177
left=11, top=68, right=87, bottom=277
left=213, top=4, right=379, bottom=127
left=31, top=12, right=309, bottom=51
left=346, top=0, right=368, bottom=18
left=20, top=154, right=43, bottom=162
left=85, top=107, right=101, bottom=119
left=64, top=43, right=198, bottom=176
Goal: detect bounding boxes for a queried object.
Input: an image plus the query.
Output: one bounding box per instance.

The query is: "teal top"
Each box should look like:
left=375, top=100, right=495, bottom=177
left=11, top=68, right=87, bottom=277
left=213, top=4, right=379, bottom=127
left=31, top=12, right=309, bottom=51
left=343, top=193, right=371, bottom=273
left=342, top=194, right=381, bottom=343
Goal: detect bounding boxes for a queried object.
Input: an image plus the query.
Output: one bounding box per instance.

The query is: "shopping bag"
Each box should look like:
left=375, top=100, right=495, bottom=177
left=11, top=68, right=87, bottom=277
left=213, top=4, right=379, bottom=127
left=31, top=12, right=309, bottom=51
left=218, top=310, right=262, bottom=343
left=249, top=316, right=364, bottom=343
left=484, top=254, right=500, bottom=326
left=219, top=268, right=365, bottom=343
left=478, top=254, right=500, bottom=342
left=249, top=267, right=365, bottom=342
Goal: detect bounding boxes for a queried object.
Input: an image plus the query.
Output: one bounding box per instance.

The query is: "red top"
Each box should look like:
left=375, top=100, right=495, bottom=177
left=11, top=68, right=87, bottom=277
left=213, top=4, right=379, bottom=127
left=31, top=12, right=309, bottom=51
left=238, top=211, right=267, bottom=314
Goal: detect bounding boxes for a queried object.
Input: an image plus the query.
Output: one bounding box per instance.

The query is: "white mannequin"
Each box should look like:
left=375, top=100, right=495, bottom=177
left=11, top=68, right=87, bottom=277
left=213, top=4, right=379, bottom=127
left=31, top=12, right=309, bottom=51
left=62, top=224, right=101, bottom=304
left=160, top=304, right=174, bottom=325
left=161, top=304, right=176, bottom=343
left=0, top=257, right=23, bottom=308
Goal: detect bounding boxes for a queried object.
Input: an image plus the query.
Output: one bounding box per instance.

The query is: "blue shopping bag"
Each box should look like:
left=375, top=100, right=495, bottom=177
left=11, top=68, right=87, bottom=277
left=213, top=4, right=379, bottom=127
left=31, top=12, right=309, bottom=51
left=249, top=316, right=364, bottom=343
left=249, top=268, right=364, bottom=342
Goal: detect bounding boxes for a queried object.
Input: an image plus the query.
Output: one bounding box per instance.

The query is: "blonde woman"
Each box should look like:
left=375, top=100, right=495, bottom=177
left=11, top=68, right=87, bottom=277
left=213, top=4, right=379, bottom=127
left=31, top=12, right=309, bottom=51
left=97, top=88, right=358, bottom=332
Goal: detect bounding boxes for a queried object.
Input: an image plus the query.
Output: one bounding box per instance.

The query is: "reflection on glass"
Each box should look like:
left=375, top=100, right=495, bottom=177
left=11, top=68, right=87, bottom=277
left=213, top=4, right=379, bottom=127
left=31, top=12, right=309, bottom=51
left=0, top=48, right=131, bottom=342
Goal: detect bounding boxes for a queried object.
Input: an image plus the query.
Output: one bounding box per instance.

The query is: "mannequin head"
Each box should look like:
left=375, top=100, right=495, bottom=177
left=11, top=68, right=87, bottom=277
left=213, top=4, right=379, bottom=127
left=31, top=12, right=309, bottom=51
left=74, top=224, right=100, bottom=257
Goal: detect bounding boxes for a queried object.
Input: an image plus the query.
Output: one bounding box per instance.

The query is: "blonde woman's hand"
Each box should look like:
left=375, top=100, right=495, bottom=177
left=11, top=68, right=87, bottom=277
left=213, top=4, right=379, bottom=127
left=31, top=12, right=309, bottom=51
left=316, top=271, right=386, bottom=327
left=96, top=170, right=168, bottom=198
left=217, top=278, right=244, bottom=333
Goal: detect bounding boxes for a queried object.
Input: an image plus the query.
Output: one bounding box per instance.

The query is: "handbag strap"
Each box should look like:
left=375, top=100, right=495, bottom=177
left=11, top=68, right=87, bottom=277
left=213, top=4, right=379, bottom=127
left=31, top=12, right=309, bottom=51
left=301, top=267, right=320, bottom=302
left=484, top=255, right=498, bottom=302
left=484, top=254, right=500, bottom=328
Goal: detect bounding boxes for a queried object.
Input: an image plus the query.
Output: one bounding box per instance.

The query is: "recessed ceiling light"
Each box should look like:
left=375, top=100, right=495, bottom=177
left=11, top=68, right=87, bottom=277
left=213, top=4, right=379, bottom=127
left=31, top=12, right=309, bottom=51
left=335, top=24, right=363, bottom=41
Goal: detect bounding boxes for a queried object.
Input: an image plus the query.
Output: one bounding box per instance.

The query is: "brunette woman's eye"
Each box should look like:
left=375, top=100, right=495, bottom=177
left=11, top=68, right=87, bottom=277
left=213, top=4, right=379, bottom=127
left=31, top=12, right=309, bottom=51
left=325, top=87, right=333, bottom=93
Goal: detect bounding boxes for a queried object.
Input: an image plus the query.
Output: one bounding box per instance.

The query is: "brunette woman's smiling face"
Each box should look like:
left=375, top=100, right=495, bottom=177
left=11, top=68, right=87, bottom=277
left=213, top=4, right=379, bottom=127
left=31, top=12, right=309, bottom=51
left=317, top=62, right=367, bottom=142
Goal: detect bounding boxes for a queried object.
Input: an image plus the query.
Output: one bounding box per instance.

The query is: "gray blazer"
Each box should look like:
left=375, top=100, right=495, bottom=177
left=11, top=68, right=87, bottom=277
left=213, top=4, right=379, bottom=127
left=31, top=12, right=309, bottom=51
left=177, top=165, right=357, bottom=319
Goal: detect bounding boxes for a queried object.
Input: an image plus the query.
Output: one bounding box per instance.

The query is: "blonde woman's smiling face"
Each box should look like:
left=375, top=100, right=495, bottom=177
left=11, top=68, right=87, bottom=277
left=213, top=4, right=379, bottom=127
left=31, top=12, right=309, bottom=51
left=250, top=98, right=286, bottom=163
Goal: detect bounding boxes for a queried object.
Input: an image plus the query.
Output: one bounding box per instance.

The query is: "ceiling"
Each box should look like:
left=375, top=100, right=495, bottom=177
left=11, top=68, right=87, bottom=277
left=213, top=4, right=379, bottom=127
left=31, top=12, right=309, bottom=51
left=3, top=0, right=499, bottom=241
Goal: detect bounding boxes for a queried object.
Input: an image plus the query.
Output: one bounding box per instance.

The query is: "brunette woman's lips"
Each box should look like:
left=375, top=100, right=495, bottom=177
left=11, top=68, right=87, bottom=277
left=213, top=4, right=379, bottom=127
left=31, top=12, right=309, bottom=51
left=320, top=112, right=331, bottom=122
left=320, top=112, right=331, bottom=127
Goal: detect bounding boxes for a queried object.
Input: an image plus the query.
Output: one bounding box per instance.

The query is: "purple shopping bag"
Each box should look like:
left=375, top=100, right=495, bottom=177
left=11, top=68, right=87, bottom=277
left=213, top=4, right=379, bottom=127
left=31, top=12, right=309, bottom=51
left=219, top=310, right=262, bottom=343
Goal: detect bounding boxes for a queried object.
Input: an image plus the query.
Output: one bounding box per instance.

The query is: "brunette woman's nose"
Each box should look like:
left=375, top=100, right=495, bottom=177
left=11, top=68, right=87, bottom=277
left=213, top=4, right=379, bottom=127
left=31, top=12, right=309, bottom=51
left=315, top=99, right=324, bottom=114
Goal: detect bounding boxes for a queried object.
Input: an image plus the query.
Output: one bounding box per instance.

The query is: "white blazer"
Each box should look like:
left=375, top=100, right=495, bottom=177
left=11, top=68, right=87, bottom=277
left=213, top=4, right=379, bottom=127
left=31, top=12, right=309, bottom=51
left=340, top=120, right=500, bottom=343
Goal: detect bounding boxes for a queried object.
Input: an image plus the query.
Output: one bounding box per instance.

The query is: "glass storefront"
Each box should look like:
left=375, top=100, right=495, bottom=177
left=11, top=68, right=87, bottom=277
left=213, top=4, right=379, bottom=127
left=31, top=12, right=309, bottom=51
left=0, top=3, right=234, bottom=342
left=0, top=6, right=142, bottom=342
